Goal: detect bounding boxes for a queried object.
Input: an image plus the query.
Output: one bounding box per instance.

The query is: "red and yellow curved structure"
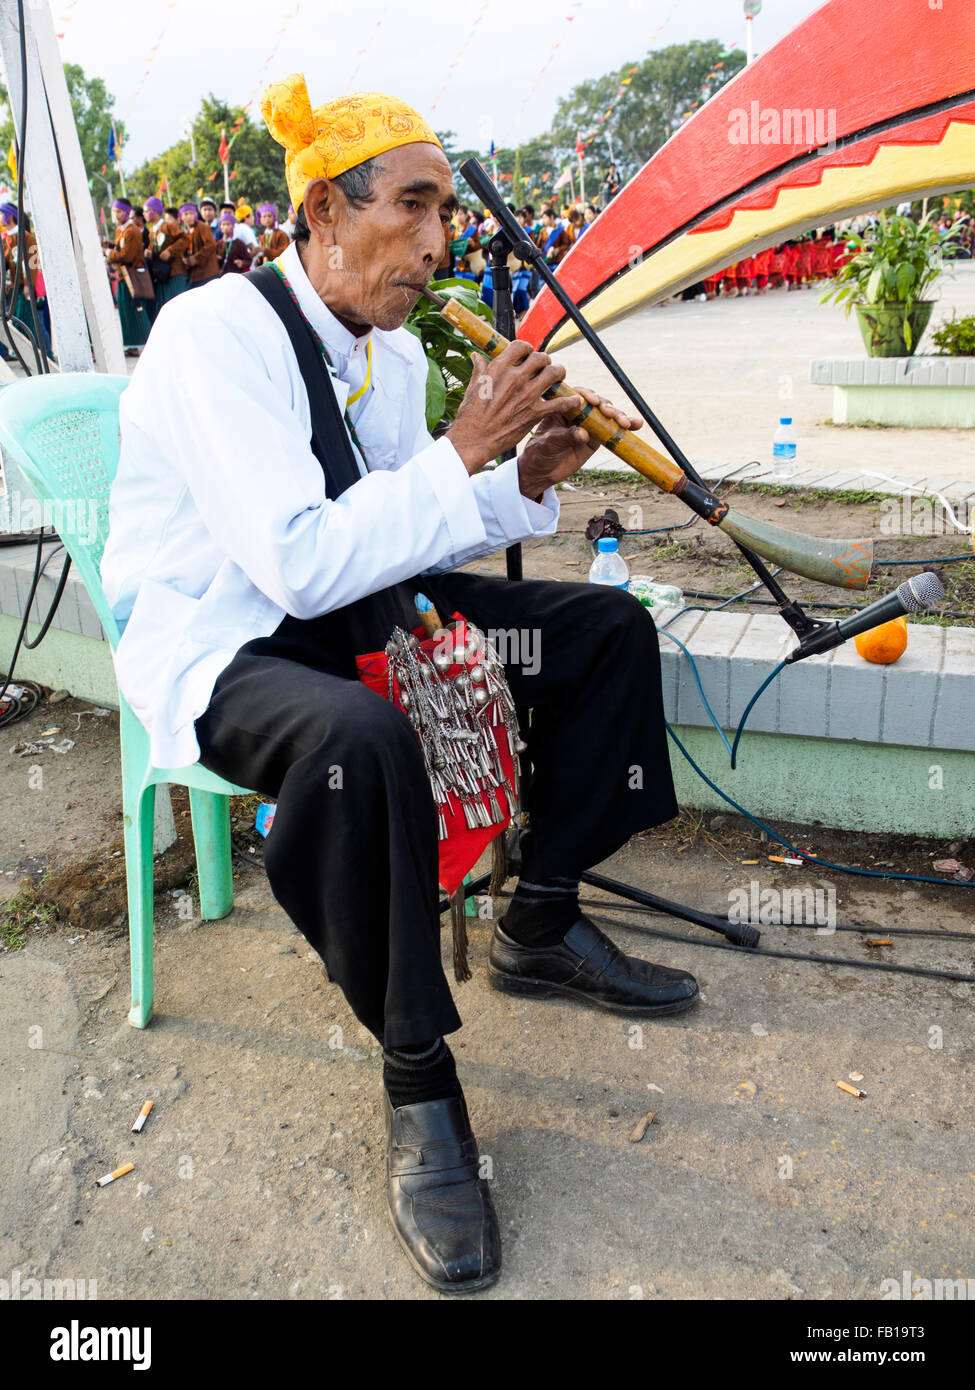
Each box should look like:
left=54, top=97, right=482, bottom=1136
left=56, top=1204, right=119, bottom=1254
left=521, top=0, right=975, bottom=350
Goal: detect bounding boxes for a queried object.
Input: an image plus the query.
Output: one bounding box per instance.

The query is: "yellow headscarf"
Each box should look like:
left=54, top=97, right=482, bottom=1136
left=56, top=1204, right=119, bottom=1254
left=261, top=73, right=443, bottom=212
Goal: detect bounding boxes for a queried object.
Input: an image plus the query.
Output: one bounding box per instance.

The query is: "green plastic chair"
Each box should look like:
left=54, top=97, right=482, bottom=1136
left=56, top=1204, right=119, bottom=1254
left=0, top=373, right=252, bottom=1028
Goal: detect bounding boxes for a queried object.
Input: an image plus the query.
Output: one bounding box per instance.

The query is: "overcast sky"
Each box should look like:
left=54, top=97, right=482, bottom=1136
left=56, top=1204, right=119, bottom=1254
left=52, top=0, right=825, bottom=168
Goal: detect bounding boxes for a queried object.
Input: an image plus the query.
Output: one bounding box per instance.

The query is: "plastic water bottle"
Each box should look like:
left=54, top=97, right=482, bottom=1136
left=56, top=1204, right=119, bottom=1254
left=630, top=575, right=684, bottom=623
left=771, top=417, right=797, bottom=479
left=589, top=536, right=629, bottom=589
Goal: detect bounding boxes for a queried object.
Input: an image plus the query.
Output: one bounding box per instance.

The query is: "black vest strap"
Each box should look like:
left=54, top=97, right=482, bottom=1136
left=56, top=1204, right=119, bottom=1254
left=247, top=262, right=420, bottom=650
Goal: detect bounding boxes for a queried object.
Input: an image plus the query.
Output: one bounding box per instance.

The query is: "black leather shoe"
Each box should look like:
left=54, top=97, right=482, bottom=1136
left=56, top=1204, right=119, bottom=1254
left=489, top=915, right=699, bottom=1016
left=384, top=1091, right=501, bottom=1293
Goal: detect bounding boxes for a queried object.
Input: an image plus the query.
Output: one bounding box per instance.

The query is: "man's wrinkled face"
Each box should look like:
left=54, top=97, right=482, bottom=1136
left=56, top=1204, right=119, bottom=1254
left=306, top=143, right=457, bottom=333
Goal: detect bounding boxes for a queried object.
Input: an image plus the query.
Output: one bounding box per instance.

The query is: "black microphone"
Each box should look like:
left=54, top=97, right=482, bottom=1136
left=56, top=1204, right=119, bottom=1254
left=784, top=571, right=946, bottom=663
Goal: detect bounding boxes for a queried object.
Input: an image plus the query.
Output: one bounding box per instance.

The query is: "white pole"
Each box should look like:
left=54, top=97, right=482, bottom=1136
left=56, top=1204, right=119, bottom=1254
left=746, top=15, right=754, bottom=63
left=223, top=160, right=230, bottom=203
left=0, top=0, right=124, bottom=373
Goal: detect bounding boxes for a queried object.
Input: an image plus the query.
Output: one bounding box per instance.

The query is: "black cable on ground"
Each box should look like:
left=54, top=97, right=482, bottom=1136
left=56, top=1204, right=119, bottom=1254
left=676, top=587, right=972, bottom=623
left=24, top=552, right=71, bottom=649
left=575, top=894, right=975, bottom=942
left=587, top=909, right=975, bottom=985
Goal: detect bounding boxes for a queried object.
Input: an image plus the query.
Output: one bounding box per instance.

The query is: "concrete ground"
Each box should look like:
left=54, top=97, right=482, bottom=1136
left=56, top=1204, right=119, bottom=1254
left=0, top=697, right=972, bottom=1302
left=553, top=261, right=975, bottom=485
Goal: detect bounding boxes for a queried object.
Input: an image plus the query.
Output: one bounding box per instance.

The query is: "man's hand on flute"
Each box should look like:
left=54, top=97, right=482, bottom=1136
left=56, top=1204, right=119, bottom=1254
left=445, top=343, right=641, bottom=499
left=516, top=385, right=643, bottom=500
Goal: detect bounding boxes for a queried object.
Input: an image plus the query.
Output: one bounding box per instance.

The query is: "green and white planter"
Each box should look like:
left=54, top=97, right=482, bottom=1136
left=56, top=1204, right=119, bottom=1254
left=854, top=300, right=934, bottom=358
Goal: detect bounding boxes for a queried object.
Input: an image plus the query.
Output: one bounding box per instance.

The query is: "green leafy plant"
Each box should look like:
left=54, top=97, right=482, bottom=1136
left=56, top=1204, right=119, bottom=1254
left=931, top=312, right=975, bottom=356
left=405, top=278, right=493, bottom=433
left=820, top=212, right=959, bottom=349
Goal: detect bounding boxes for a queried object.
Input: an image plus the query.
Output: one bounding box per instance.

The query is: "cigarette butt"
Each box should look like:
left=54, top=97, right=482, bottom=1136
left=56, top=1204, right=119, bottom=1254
left=564, top=560, right=581, bottom=566
left=837, top=1081, right=866, bottom=1099
left=741, top=859, right=759, bottom=866
left=628, top=1113, right=656, bottom=1143
left=768, top=854, right=803, bottom=866
left=96, top=1162, right=135, bottom=1187
left=866, top=938, right=892, bottom=947
left=131, top=1100, right=154, bottom=1133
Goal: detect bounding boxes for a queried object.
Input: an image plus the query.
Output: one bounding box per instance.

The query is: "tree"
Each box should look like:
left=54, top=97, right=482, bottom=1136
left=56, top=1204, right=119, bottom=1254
left=0, top=63, right=125, bottom=214
left=549, top=40, right=746, bottom=182
left=129, top=95, right=287, bottom=208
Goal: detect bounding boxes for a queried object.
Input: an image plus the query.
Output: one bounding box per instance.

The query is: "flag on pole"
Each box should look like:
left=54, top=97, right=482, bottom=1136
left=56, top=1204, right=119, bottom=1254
left=156, top=176, right=169, bottom=196
left=218, top=128, right=229, bottom=164
left=575, top=132, right=584, bottom=160
left=108, top=123, right=119, bottom=164
left=553, top=167, right=572, bottom=191
left=6, top=140, right=16, bottom=184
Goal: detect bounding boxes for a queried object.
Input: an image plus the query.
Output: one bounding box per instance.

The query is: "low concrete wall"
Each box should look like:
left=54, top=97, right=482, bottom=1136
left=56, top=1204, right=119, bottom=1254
left=0, top=614, right=116, bottom=706
left=0, top=538, right=118, bottom=706
left=811, top=355, right=975, bottom=427
left=668, top=725, right=971, bottom=839
left=658, top=608, right=973, bottom=838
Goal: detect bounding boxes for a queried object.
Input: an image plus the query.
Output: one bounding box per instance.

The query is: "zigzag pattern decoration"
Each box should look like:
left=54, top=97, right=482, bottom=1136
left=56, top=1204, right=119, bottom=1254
left=519, top=0, right=975, bottom=350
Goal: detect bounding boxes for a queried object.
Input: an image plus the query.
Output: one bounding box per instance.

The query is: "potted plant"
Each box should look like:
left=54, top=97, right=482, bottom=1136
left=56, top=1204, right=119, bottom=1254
left=820, top=211, right=959, bottom=356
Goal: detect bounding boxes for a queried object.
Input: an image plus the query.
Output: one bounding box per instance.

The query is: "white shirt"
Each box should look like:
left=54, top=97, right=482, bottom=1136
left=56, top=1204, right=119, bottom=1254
left=234, top=222, right=258, bottom=247
left=100, top=240, right=559, bottom=769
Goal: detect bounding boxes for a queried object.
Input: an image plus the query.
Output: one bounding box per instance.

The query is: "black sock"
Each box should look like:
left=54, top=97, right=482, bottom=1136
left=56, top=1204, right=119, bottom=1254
left=382, top=1037, right=463, bottom=1109
left=503, top=873, right=581, bottom=948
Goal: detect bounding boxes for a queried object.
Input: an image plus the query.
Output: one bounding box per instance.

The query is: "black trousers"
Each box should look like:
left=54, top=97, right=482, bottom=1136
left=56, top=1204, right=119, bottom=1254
left=193, top=573, right=678, bottom=1048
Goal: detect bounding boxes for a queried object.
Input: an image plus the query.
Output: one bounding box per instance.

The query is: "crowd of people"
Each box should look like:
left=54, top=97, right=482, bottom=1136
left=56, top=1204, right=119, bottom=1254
left=687, top=229, right=853, bottom=301
left=12, top=182, right=975, bottom=360
left=433, top=204, right=852, bottom=318
left=436, top=199, right=603, bottom=319
left=102, top=195, right=299, bottom=355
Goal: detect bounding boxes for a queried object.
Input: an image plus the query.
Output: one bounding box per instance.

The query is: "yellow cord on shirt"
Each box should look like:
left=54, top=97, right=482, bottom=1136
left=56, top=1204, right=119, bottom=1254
left=347, top=338, right=372, bottom=406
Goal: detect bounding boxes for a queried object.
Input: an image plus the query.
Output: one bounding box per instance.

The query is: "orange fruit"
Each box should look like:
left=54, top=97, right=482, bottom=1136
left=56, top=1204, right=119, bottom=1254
left=854, top=615, right=908, bottom=664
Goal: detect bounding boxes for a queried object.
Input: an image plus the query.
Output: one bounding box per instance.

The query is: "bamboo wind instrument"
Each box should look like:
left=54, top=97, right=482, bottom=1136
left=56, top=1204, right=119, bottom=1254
left=424, top=287, right=874, bottom=591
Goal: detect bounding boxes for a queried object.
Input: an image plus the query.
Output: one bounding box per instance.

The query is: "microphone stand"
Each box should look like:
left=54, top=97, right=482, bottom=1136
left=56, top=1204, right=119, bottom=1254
left=487, top=226, right=523, bottom=583
left=469, top=208, right=758, bottom=949
left=459, top=157, right=832, bottom=647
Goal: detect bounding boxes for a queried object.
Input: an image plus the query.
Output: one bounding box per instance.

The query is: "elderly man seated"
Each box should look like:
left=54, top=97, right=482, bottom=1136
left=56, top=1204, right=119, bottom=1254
left=100, top=75, right=697, bottom=1295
